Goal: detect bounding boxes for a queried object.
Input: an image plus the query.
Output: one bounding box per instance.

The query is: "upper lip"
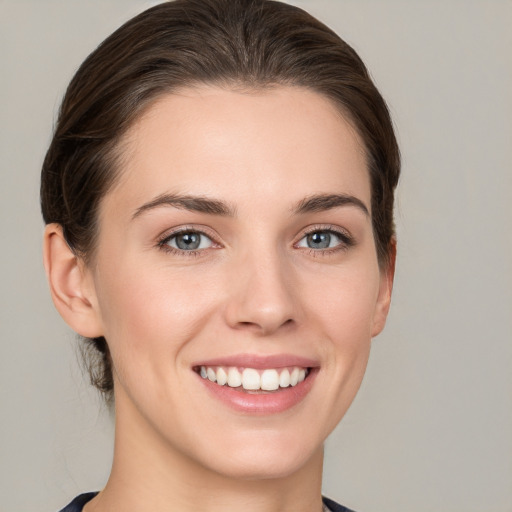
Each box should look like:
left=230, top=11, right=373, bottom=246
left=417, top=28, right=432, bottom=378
left=192, top=353, right=320, bottom=369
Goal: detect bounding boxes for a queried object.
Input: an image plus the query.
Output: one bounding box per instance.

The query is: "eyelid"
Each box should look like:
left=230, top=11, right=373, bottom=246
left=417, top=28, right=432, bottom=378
left=294, top=224, right=355, bottom=250
left=155, top=223, right=354, bottom=257
left=156, top=225, right=222, bottom=252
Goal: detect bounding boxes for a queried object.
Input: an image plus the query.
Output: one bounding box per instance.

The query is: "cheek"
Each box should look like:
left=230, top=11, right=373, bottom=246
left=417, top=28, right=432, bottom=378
left=305, top=263, right=380, bottom=381
left=308, top=262, right=380, bottom=337
left=93, top=260, right=223, bottom=373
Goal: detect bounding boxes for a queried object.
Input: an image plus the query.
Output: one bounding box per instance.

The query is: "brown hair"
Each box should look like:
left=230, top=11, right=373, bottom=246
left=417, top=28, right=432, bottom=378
left=41, top=0, right=400, bottom=397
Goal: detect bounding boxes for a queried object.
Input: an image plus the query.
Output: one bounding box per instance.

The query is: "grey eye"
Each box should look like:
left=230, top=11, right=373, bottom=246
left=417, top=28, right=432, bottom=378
left=297, top=230, right=343, bottom=250
left=168, top=232, right=213, bottom=251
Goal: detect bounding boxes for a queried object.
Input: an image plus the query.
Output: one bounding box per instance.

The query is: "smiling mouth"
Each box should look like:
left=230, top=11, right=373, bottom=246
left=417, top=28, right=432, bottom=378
left=194, top=366, right=311, bottom=393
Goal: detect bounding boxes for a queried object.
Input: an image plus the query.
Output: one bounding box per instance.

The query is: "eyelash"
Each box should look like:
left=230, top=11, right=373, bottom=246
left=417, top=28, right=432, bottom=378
left=157, top=226, right=219, bottom=257
left=156, top=225, right=355, bottom=257
left=296, top=225, right=355, bottom=257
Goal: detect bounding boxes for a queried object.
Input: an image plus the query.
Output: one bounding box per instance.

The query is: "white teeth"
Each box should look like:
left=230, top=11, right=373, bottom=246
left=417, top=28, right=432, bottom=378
left=227, top=367, right=242, bottom=387
left=216, top=367, right=227, bottom=386
left=199, top=365, right=309, bottom=391
left=279, top=368, right=290, bottom=388
left=260, top=369, right=279, bottom=391
left=242, top=368, right=261, bottom=390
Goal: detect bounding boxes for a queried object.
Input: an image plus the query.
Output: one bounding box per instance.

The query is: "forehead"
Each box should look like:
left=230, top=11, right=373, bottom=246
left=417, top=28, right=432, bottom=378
left=104, top=85, right=370, bottom=217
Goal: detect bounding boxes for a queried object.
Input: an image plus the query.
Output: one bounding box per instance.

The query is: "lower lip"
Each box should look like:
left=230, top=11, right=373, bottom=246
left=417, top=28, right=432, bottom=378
left=197, top=369, right=318, bottom=414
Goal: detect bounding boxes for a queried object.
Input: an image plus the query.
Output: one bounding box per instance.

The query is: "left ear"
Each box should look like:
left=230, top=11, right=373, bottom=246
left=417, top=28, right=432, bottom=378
left=43, top=223, right=104, bottom=338
left=371, top=239, right=396, bottom=337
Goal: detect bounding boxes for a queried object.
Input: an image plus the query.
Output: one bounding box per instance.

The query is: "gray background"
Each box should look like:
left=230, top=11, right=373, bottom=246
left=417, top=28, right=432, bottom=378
left=1, top=1, right=511, bottom=511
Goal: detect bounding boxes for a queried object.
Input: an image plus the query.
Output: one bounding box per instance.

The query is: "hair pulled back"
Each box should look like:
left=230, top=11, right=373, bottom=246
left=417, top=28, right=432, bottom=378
left=41, top=0, right=400, bottom=397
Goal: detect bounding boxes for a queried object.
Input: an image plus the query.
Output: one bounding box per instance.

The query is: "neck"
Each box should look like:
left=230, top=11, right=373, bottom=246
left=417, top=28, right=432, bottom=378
left=85, top=393, right=325, bottom=512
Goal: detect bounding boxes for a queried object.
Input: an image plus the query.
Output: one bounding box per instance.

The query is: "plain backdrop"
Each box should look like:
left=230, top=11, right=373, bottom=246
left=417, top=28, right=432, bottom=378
left=1, top=1, right=511, bottom=511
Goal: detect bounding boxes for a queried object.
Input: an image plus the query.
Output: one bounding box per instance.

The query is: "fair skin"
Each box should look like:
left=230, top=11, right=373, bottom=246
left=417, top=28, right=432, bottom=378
left=44, top=85, right=394, bottom=512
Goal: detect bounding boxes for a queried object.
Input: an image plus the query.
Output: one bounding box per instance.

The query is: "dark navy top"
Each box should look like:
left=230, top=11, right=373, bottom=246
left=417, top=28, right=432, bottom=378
left=58, top=492, right=356, bottom=512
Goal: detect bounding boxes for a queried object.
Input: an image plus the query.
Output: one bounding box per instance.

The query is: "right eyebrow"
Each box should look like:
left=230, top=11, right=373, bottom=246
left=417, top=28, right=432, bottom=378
left=131, top=193, right=237, bottom=220
left=293, top=193, right=370, bottom=217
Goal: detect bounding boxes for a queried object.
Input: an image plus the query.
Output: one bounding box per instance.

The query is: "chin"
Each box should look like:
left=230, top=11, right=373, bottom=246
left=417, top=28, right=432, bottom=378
left=188, top=428, right=324, bottom=481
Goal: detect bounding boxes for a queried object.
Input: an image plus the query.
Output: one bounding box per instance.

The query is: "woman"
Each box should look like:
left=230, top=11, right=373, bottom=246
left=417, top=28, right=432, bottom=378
left=41, top=0, right=400, bottom=511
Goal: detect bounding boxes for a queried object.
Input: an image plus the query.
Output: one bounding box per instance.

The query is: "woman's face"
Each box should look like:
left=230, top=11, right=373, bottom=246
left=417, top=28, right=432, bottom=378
left=85, top=85, right=393, bottom=480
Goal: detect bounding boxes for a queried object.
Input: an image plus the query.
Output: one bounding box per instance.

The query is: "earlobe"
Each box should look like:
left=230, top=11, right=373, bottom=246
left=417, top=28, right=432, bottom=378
left=371, top=239, right=396, bottom=337
left=43, top=224, right=104, bottom=338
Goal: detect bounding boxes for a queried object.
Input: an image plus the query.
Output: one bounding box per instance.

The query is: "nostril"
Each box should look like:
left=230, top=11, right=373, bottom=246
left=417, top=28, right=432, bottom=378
left=232, top=317, right=294, bottom=336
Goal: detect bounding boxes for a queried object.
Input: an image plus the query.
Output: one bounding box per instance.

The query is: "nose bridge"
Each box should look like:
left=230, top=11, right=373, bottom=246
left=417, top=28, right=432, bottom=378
left=224, top=244, right=297, bottom=334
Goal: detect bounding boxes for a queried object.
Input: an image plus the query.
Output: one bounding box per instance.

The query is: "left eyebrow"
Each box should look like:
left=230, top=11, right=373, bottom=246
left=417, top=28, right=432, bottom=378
left=132, top=193, right=237, bottom=219
left=293, top=193, right=370, bottom=216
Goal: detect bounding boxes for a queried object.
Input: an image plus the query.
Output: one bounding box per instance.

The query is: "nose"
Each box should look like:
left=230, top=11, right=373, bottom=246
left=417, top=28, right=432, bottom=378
left=223, top=251, right=298, bottom=336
